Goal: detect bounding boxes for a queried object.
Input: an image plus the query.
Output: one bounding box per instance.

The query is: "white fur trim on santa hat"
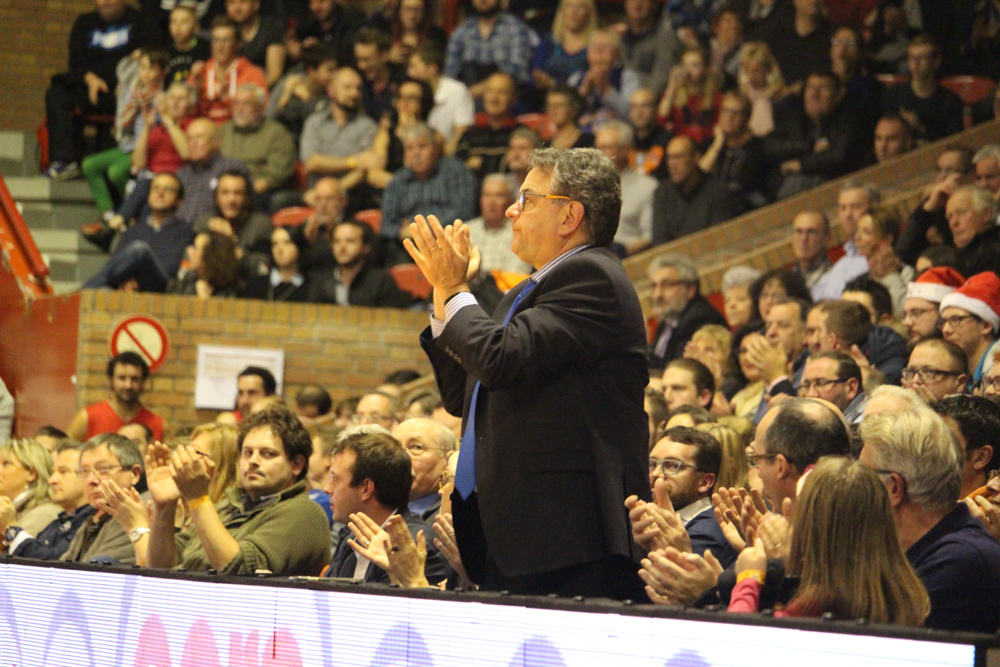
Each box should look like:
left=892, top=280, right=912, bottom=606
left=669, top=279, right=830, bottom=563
left=906, top=282, right=955, bottom=303
left=940, top=292, right=1000, bottom=332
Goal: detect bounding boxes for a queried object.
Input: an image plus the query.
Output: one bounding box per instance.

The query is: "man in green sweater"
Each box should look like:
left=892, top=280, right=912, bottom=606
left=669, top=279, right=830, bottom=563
left=142, top=406, right=331, bottom=575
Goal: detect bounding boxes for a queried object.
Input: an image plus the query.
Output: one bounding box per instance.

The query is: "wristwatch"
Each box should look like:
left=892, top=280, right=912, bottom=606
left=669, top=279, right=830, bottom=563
left=3, top=526, right=22, bottom=547
left=128, top=527, right=151, bottom=543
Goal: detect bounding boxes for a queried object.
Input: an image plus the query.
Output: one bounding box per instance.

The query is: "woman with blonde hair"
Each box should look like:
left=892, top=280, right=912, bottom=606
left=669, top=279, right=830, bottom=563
left=696, top=423, right=748, bottom=491
left=737, top=42, right=784, bottom=137
left=730, top=457, right=930, bottom=625
left=0, top=439, right=61, bottom=537
left=658, top=47, right=721, bottom=148
left=190, top=423, right=240, bottom=504
left=531, top=0, right=597, bottom=93
left=685, top=324, right=739, bottom=415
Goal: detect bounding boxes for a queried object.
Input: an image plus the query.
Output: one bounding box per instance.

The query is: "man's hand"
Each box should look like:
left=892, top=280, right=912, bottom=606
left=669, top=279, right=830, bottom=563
left=170, top=445, right=216, bottom=501
left=99, top=478, right=148, bottom=532
left=744, top=333, right=789, bottom=384
left=965, top=495, right=1000, bottom=542
left=639, top=547, right=723, bottom=606
left=712, top=488, right=747, bottom=551
left=403, top=214, right=472, bottom=299
left=145, top=442, right=181, bottom=507
left=253, top=178, right=269, bottom=194
left=385, top=515, right=431, bottom=588
left=433, top=512, right=474, bottom=587
left=626, top=479, right=692, bottom=554
left=84, top=73, right=109, bottom=106
left=347, top=511, right=391, bottom=572
left=923, top=172, right=961, bottom=211
left=0, top=496, right=16, bottom=531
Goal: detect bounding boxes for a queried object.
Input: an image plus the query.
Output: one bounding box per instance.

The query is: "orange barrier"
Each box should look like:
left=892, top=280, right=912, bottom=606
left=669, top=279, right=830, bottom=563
left=0, top=176, right=51, bottom=297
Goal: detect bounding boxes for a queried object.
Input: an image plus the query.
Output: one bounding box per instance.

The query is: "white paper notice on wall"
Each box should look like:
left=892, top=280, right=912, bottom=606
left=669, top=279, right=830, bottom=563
left=195, top=344, right=284, bottom=410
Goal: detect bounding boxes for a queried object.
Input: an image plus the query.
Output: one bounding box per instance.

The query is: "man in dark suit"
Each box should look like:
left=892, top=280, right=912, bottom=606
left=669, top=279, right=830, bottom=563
left=647, top=254, right=728, bottom=372
left=406, top=148, right=650, bottom=598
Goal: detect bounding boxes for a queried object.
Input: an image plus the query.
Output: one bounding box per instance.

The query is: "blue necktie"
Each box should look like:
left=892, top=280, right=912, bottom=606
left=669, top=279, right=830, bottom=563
left=454, top=280, right=537, bottom=500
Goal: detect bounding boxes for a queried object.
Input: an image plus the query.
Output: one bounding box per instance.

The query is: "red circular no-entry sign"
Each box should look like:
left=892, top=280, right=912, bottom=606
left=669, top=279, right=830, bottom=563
left=109, top=315, right=170, bottom=374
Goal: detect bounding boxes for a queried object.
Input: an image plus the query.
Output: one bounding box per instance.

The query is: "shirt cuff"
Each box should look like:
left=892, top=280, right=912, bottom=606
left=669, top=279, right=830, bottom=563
left=8, top=529, right=33, bottom=554
left=444, top=292, right=479, bottom=324
left=430, top=316, right=445, bottom=338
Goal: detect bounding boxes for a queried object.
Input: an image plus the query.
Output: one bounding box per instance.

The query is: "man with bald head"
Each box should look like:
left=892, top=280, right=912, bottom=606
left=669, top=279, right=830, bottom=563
left=176, top=118, right=252, bottom=225
left=393, top=418, right=456, bottom=520
left=651, top=135, right=743, bottom=245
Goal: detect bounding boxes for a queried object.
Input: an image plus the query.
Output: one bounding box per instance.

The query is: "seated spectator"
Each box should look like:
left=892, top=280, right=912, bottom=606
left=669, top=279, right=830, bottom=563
left=644, top=386, right=669, bottom=444
left=530, top=0, right=595, bottom=94
left=651, top=135, right=744, bottom=245
left=353, top=391, right=400, bottom=429
left=286, top=0, right=364, bottom=67
left=61, top=434, right=144, bottom=565
left=189, top=17, right=267, bottom=126
left=947, top=186, right=1000, bottom=278
left=239, top=227, right=313, bottom=302
left=939, top=272, right=1000, bottom=391
left=628, top=87, right=670, bottom=179
left=463, top=174, right=532, bottom=274
left=267, top=44, right=339, bottom=141
left=33, top=426, right=70, bottom=455
left=164, top=5, right=210, bottom=84
left=722, top=266, right=762, bottom=332
left=664, top=404, right=717, bottom=429
left=729, top=325, right=767, bottom=419
left=67, top=352, right=166, bottom=443
left=499, top=127, right=541, bottom=191
left=799, top=351, right=867, bottom=423
left=3, top=441, right=92, bottom=560
left=853, top=206, right=913, bottom=316
left=0, top=439, right=60, bottom=539
left=456, top=73, right=518, bottom=178
left=865, top=1, right=916, bottom=73
left=859, top=407, right=1000, bottom=632
left=300, top=67, right=379, bottom=195
left=311, top=220, right=413, bottom=308
left=632, top=426, right=737, bottom=568
left=325, top=429, right=447, bottom=582
left=902, top=266, right=966, bottom=344
left=295, top=385, right=333, bottom=421
left=662, top=358, right=715, bottom=413
left=409, top=43, right=474, bottom=155
left=657, top=47, right=721, bottom=149
left=903, top=338, right=969, bottom=403
left=379, top=123, right=478, bottom=250
left=228, top=0, right=285, bottom=86
left=789, top=210, right=832, bottom=292
left=82, top=172, right=193, bottom=293
left=872, top=114, right=914, bottom=164
left=117, top=423, right=152, bottom=454
left=763, top=0, right=833, bottom=89
left=914, top=244, right=962, bottom=275
left=140, top=407, right=331, bottom=574
left=305, top=423, right=336, bottom=526
left=443, top=0, right=535, bottom=93
left=728, top=457, right=929, bottom=625
left=973, top=145, right=1000, bottom=199
left=882, top=34, right=963, bottom=143
left=545, top=85, right=595, bottom=149
left=193, top=170, right=273, bottom=275
left=982, top=355, right=1000, bottom=399
left=82, top=47, right=168, bottom=229
left=895, top=145, right=974, bottom=267
left=831, top=26, right=886, bottom=146
left=842, top=274, right=897, bottom=329
left=169, top=231, right=244, bottom=298
left=595, top=120, right=657, bottom=256
left=660, top=0, right=720, bottom=48
left=570, top=30, right=639, bottom=126
left=291, top=176, right=346, bottom=275
left=647, top=255, right=728, bottom=371
left=43, top=0, right=152, bottom=180
left=618, top=0, right=678, bottom=95
left=354, top=29, right=394, bottom=123
left=698, top=91, right=768, bottom=209
left=234, top=367, right=278, bottom=421
left=220, top=84, right=296, bottom=211
left=176, top=118, right=253, bottom=225
left=812, top=181, right=879, bottom=301
left=685, top=324, right=742, bottom=409
left=710, top=8, right=744, bottom=86
left=388, top=0, right=448, bottom=73
left=737, top=42, right=784, bottom=138
left=697, top=422, right=749, bottom=491
left=746, top=297, right=811, bottom=421
left=360, top=79, right=435, bottom=192
left=763, top=70, right=864, bottom=199
left=749, top=268, right=812, bottom=323
left=739, top=0, right=795, bottom=43
left=931, top=395, right=1000, bottom=500
left=805, top=299, right=908, bottom=385
left=392, top=418, right=455, bottom=520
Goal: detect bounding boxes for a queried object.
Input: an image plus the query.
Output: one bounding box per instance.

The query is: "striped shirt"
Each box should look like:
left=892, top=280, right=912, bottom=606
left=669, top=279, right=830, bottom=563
left=380, top=157, right=478, bottom=239
left=444, top=13, right=536, bottom=84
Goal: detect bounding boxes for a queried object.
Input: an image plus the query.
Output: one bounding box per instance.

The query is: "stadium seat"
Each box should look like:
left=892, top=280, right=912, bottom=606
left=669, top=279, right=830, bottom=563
left=355, top=209, right=382, bottom=234
left=272, top=207, right=314, bottom=227
left=390, top=263, right=432, bottom=300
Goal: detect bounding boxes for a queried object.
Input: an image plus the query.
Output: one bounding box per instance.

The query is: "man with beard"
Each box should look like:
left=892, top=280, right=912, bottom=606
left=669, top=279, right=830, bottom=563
left=300, top=67, right=378, bottom=191
left=194, top=170, right=273, bottom=275
left=311, top=220, right=412, bottom=308
left=443, top=0, right=534, bottom=93
left=647, top=254, right=727, bottom=372
left=68, top=353, right=166, bottom=442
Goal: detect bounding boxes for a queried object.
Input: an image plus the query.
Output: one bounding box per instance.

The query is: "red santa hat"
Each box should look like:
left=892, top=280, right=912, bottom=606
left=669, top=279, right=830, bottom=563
left=939, top=272, right=1000, bottom=333
left=905, top=266, right=966, bottom=303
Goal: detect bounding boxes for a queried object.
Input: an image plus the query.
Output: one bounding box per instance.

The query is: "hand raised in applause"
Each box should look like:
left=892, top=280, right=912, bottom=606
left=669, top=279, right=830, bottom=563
left=170, top=444, right=216, bottom=502
left=640, top=547, right=723, bottom=606
left=385, top=515, right=430, bottom=588
left=145, top=442, right=181, bottom=508
left=403, top=214, right=471, bottom=297
left=346, top=511, right=391, bottom=572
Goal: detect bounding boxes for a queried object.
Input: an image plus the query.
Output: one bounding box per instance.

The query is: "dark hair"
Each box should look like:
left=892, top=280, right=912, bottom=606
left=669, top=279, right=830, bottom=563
left=83, top=433, right=144, bottom=473
left=749, top=269, right=812, bottom=321
left=817, top=300, right=872, bottom=347
left=391, top=0, right=437, bottom=43
left=939, top=144, right=975, bottom=174
left=808, top=350, right=863, bottom=386
left=548, top=84, right=584, bottom=121
left=54, top=440, right=84, bottom=457
left=668, top=404, right=717, bottom=425
left=123, top=422, right=154, bottom=444
left=210, top=15, right=240, bottom=39
left=332, top=431, right=412, bottom=511
left=411, top=42, right=445, bottom=71
left=199, top=231, right=242, bottom=290
left=238, top=404, right=312, bottom=481
left=107, top=352, right=150, bottom=379
left=867, top=206, right=903, bottom=245
left=667, top=358, right=716, bottom=406
left=301, top=43, right=338, bottom=71
left=355, top=27, right=391, bottom=52
left=764, top=398, right=851, bottom=470
left=35, top=425, right=68, bottom=439
left=214, top=170, right=253, bottom=216
left=908, top=32, right=941, bottom=56
left=843, top=275, right=893, bottom=323
left=771, top=296, right=812, bottom=323
left=877, top=113, right=913, bottom=140
left=384, top=369, right=422, bottom=385
left=142, top=46, right=171, bottom=72
left=151, top=171, right=184, bottom=201
left=395, top=78, right=435, bottom=121
left=644, top=386, right=669, bottom=432
left=662, top=425, right=722, bottom=478
left=295, top=384, right=333, bottom=416
left=239, top=366, right=277, bottom=396
left=805, top=69, right=841, bottom=91
left=930, top=395, right=1000, bottom=477
left=917, top=245, right=961, bottom=272
left=913, top=337, right=968, bottom=374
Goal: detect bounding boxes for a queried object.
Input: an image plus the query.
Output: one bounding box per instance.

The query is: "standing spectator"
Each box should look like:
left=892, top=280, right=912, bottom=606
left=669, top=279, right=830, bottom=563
left=388, top=0, right=448, bottom=73
left=240, top=227, right=313, bottom=302
left=531, top=0, right=596, bottom=95
left=408, top=43, right=475, bottom=155
left=628, top=87, right=671, bottom=179
left=657, top=47, right=721, bottom=149
left=698, top=91, right=768, bottom=209
left=228, top=0, right=286, bottom=86
left=444, top=0, right=536, bottom=93
left=882, top=34, right=964, bottom=143
left=175, top=118, right=252, bottom=225
left=190, top=16, right=267, bottom=126
left=267, top=44, right=339, bottom=141
left=67, top=352, right=166, bottom=443
left=764, top=0, right=833, bottom=90
left=44, top=0, right=153, bottom=180
left=595, top=120, right=657, bottom=256
left=570, top=30, right=640, bottom=125
left=736, top=42, right=784, bottom=137
left=286, top=0, right=364, bottom=67
left=165, top=4, right=211, bottom=85
left=463, top=175, right=532, bottom=275
left=545, top=86, right=595, bottom=150
left=456, top=72, right=518, bottom=178
left=651, top=135, right=744, bottom=245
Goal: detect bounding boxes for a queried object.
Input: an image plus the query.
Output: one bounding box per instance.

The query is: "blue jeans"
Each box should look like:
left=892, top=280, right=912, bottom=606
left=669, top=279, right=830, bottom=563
left=83, top=241, right=170, bottom=292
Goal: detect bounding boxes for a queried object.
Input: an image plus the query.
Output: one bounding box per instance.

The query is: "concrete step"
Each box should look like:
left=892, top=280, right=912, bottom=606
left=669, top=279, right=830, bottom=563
left=6, top=176, right=95, bottom=204
left=0, top=131, right=39, bottom=178
left=21, top=201, right=101, bottom=231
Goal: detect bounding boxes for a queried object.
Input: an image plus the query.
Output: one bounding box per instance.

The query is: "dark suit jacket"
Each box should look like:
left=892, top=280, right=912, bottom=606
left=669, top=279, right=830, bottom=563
left=421, top=247, right=651, bottom=578
left=309, top=263, right=413, bottom=309
left=325, top=510, right=448, bottom=583
left=648, top=294, right=728, bottom=371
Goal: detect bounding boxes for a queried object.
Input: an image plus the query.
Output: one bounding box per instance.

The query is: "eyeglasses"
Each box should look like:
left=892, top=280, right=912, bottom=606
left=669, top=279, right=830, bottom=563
left=901, top=366, right=963, bottom=383
left=938, top=314, right=979, bottom=330
left=746, top=453, right=778, bottom=468
left=515, top=191, right=571, bottom=212
left=648, top=458, right=700, bottom=475
left=902, top=307, right=935, bottom=320
left=982, top=376, right=1000, bottom=392
left=75, top=464, right=123, bottom=479
left=404, top=442, right=448, bottom=456
left=798, top=378, right=847, bottom=392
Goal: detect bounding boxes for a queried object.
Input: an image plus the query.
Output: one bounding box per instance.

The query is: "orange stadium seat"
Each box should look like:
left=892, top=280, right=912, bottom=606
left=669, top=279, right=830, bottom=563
left=941, top=76, right=997, bottom=128
left=390, top=263, right=432, bottom=300
left=272, top=207, right=314, bottom=227
left=355, top=209, right=382, bottom=234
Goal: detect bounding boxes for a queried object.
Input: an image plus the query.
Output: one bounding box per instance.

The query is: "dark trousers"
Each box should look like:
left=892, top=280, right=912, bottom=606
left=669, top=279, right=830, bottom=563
left=83, top=241, right=170, bottom=292
left=45, top=73, right=116, bottom=163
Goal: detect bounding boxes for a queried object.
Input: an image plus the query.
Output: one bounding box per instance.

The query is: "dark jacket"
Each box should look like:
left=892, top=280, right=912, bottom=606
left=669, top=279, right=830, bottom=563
left=12, top=505, right=96, bottom=560
left=958, top=226, right=1000, bottom=279
left=863, top=325, right=908, bottom=386
left=895, top=205, right=951, bottom=267
left=651, top=171, right=744, bottom=245
left=762, top=98, right=864, bottom=181
left=310, top=263, right=413, bottom=309
left=648, top=294, right=728, bottom=371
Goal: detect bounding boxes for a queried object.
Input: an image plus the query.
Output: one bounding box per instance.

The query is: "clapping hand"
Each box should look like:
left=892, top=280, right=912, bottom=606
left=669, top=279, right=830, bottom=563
left=433, top=512, right=474, bottom=587
left=385, top=515, right=430, bottom=588
left=625, top=479, right=692, bottom=554
left=403, top=214, right=471, bottom=295
left=347, top=511, right=391, bottom=572
left=639, top=547, right=723, bottom=606
left=170, top=445, right=216, bottom=502
left=99, top=478, right=149, bottom=532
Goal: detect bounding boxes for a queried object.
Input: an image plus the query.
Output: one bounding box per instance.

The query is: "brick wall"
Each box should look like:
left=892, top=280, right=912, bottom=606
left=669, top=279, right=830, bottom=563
left=76, top=290, right=433, bottom=433
left=0, top=0, right=94, bottom=133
